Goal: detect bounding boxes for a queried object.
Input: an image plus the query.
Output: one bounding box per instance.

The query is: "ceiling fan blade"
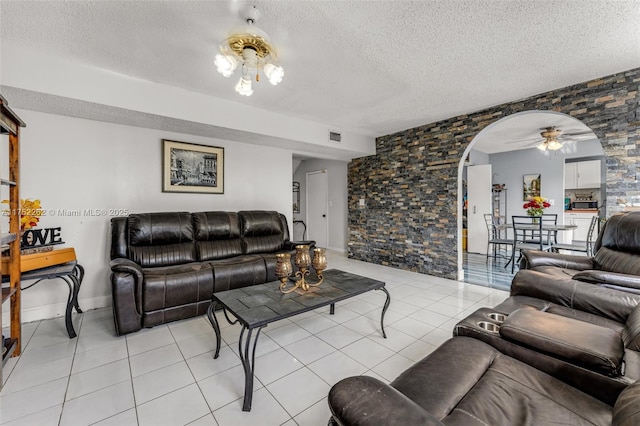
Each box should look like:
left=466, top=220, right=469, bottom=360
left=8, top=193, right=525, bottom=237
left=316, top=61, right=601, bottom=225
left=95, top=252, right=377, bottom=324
left=562, top=130, right=594, bottom=136
left=504, top=137, right=544, bottom=145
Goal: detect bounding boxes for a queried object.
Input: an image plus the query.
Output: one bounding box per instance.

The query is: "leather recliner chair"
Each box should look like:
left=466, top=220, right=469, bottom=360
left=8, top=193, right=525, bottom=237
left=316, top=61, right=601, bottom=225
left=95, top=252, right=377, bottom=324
left=328, top=337, right=640, bottom=426
left=519, top=211, right=640, bottom=294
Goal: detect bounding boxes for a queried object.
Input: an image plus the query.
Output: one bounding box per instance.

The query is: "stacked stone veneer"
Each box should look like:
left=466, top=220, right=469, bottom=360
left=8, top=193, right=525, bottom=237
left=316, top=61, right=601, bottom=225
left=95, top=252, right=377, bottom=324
left=348, top=68, right=640, bottom=280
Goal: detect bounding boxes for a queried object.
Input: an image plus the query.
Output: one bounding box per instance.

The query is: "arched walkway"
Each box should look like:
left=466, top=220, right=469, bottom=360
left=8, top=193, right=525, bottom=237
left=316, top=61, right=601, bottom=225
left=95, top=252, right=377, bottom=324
left=456, top=110, right=603, bottom=282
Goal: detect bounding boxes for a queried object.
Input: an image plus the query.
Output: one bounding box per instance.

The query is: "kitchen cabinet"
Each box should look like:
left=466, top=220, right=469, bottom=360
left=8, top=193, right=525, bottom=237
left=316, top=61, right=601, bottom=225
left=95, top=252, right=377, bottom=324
left=565, top=212, right=597, bottom=241
left=565, top=160, right=601, bottom=189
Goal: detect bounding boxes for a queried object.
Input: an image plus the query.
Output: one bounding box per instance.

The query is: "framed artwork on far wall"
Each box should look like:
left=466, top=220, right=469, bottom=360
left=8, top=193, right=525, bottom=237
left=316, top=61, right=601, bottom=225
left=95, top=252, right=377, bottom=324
left=162, top=139, right=224, bottom=194
left=523, top=173, right=541, bottom=200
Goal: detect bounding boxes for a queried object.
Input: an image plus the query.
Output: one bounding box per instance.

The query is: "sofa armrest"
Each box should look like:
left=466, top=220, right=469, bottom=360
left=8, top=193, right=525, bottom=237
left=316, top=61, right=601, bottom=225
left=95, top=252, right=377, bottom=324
left=500, top=307, right=625, bottom=377
left=574, top=270, right=640, bottom=291
left=110, top=258, right=144, bottom=335
left=521, top=250, right=595, bottom=270
left=329, top=376, right=444, bottom=426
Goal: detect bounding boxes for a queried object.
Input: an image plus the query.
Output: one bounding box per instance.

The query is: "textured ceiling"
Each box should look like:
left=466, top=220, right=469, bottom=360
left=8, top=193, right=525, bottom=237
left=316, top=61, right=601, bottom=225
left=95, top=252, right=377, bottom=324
left=1, top=0, right=639, bottom=139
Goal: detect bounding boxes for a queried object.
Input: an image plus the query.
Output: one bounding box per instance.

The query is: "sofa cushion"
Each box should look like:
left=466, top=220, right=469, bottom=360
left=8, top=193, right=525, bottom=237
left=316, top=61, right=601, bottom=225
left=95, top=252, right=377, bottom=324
left=239, top=211, right=285, bottom=254
left=391, top=337, right=612, bottom=425
left=624, top=304, right=640, bottom=351
left=596, top=211, right=640, bottom=254
left=128, top=212, right=196, bottom=267
left=612, top=380, right=640, bottom=426
left=141, top=263, right=214, bottom=312
left=594, top=247, right=640, bottom=276
left=192, top=211, right=243, bottom=261
left=209, top=255, right=267, bottom=292
left=500, top=307, right=625, bottom=377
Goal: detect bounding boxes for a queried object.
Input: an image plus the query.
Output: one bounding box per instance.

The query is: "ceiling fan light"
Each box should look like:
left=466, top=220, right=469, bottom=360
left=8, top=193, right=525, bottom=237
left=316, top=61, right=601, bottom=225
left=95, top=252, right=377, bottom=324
left=548, top=140, right=563, bottom=150
left=235, top=76, right=254, bottom=96
left=537, top=142, right=548, bottom=151
left=215, top=54, right=237, bottom=77
left=264, top=63, right=284, bottom=85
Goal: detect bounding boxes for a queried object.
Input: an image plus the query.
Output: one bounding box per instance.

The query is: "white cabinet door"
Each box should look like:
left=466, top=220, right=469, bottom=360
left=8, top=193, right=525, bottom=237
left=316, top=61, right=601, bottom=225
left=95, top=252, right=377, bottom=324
left=565, top=162, right=578, bottom=189
left=576, top=160, right=601, bottom=189
left=467, top=164, right=492, bottom=254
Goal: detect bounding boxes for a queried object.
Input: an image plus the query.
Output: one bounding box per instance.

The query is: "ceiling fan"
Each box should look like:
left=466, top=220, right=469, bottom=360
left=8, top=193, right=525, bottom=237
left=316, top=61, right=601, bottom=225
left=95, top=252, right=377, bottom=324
left=505, top=126, right=594, bottom=151
left=536, top=127, right=563, bottom=151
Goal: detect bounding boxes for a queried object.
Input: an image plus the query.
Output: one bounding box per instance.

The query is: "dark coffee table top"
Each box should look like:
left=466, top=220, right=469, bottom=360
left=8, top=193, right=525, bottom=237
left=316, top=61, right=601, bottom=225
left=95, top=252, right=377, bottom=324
left=212, top=269, right=386, bottom=329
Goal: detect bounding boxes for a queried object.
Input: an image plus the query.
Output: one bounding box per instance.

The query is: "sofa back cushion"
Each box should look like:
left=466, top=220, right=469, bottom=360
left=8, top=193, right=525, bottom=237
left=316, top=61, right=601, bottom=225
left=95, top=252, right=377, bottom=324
left=594, top=211, right=640, bottom=255
left=594, top=247, right=640, bottom=276
left=128, top=212, right=196, bottom=267
left=192, top=212, right=243, bottom=261
left=239, top=211, right=284, bottom=254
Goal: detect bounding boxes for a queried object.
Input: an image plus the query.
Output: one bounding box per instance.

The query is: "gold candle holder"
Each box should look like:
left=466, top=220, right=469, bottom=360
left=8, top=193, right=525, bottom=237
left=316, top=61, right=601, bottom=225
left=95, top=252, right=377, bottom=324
left=275, top=253, right=293, bottom=292
left=276, top=245, right=326, bottom=294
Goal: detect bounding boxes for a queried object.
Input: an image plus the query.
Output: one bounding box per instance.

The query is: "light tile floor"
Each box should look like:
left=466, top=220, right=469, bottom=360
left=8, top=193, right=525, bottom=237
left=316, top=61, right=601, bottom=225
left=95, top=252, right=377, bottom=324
left=1, top=252, right=509, bottom=425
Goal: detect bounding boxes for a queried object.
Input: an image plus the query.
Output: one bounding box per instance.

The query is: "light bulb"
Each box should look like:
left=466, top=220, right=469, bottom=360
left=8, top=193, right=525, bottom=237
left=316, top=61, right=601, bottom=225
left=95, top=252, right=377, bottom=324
left=235, top=76, right=254, bottom=96
left=547, top=140, right=563, bottom=150
left=264, top=63, right=284, bottom=85
left=215, top=54, right=237, bottom=77
left=537, top=142, right=548, bottom=151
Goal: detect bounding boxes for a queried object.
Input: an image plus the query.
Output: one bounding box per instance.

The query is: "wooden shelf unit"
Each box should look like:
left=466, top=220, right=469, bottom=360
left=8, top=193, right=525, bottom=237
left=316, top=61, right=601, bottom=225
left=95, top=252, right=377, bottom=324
left=0, top=95, right=25, bottom=383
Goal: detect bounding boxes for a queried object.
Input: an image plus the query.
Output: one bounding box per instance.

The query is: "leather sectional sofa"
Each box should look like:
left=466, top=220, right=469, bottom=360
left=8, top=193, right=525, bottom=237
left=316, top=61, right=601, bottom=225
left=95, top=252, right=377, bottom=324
left=329, top=286, right=640, bottom=425
left=328, top=212, right=640, bottom=425
left=110, top=210, right=311, bottom=335
left=329, top=337, right=640, bottom=426
left=519, top=211, right=640, bottom=294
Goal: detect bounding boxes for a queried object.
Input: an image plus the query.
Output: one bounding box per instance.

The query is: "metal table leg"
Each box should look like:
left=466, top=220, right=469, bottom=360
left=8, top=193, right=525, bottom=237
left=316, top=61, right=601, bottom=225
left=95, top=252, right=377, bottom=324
left=378, top=287, right=391, bottom=339
left=72, top=264, right=85, bottom=313
left=330, top=303, right=335, bottom=315
left=206, top=302, right=222, bottom=358
left=239, top=325, right=263, bottom=412
left=59, top=275, right=77, bottom=338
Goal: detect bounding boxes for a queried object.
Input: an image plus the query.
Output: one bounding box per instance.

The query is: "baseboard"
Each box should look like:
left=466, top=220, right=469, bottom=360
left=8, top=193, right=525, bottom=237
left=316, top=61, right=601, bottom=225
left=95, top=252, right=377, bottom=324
left=2, top=295, right=112, bottom=325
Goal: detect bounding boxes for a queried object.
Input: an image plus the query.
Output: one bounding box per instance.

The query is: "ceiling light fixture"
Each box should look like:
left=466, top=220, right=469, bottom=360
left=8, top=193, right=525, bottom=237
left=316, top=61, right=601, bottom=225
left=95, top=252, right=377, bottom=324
left=537, top=127, right=564, bottom=151
left=214, top=6, right=284, bottom=96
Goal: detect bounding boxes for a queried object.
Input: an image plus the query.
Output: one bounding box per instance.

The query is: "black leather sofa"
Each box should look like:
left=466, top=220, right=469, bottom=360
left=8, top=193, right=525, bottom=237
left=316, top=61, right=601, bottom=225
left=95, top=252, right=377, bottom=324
left=328, top=337, right=640, bottom=426
left=519, top=211, right=640, bottom=294
left=110, top=210, right=311, bottom=335
left=328, top=212, right=640, bottom=424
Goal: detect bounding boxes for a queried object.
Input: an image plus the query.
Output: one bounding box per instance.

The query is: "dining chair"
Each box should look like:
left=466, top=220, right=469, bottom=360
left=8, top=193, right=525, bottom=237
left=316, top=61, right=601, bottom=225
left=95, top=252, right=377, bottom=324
left=483, top=214, right=513, bottom=264
left=510, top=215, right=553, bottom=273
left=551, top=216, right=599, bottom=256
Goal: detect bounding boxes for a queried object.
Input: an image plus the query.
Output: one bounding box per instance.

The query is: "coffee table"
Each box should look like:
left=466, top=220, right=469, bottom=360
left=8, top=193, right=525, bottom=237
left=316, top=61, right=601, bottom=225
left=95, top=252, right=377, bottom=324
left=206, top=269, right=390, bottom=411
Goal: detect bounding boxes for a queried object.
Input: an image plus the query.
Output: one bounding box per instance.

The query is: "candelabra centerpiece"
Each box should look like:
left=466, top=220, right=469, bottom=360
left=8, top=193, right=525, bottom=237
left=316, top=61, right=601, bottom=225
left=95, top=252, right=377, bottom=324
left=275, top=245, right=327, bottom=294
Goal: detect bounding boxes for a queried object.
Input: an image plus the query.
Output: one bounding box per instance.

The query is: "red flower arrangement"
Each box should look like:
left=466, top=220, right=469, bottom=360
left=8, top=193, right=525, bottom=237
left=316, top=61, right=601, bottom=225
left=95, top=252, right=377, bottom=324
left=523, top=196, right=551, bottom=216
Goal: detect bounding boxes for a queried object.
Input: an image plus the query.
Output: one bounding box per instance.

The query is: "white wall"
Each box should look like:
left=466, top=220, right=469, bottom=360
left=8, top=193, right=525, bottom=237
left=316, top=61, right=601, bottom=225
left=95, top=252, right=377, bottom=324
left=293, top=159, right=348, bottom=253
left=5, top=109, right=292, bottom=323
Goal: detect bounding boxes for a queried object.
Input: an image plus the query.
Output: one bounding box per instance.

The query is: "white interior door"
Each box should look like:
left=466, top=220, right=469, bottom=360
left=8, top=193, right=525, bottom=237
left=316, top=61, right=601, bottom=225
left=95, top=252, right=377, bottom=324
left=306, top=170, right=328, bottom=248
left=467, top=164, right=492, bottom=254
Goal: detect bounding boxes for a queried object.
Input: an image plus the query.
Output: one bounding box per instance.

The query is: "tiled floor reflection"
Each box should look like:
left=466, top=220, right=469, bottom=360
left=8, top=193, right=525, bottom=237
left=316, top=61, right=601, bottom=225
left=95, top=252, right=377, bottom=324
left=2, top=252, right=509, bottom=425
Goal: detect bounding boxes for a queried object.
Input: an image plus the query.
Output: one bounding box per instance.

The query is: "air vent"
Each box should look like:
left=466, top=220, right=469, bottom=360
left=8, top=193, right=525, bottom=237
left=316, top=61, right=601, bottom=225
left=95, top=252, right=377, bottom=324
left=329, top=131, right=341, bottom=142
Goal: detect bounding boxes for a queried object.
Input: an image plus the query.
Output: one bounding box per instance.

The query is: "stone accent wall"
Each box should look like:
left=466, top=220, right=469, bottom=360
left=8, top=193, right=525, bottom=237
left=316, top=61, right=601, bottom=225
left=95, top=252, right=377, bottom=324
left=348, top=68, right=640, bottom=280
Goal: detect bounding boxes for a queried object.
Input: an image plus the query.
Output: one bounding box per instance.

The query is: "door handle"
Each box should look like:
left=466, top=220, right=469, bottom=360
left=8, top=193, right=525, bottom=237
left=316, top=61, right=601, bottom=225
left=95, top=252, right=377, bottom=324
left=473, top=206, right=476, bottom=214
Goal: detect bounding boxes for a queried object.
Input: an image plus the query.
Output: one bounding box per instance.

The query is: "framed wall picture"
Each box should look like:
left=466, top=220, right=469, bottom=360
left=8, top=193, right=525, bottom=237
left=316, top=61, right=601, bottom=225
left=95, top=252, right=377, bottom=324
left=523, top=173, right=541, bottom=200
left=162, top=139, right=224, bottom=194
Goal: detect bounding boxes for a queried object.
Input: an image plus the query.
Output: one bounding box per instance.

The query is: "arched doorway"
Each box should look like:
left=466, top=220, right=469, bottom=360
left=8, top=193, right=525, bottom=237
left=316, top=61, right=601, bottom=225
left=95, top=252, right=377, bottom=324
left=456, top=110, right=604, bottom=287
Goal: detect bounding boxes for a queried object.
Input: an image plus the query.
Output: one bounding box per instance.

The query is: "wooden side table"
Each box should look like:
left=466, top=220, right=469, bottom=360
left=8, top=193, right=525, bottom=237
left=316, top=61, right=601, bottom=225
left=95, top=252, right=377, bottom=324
left=2, top=248, right=84, bottom=338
